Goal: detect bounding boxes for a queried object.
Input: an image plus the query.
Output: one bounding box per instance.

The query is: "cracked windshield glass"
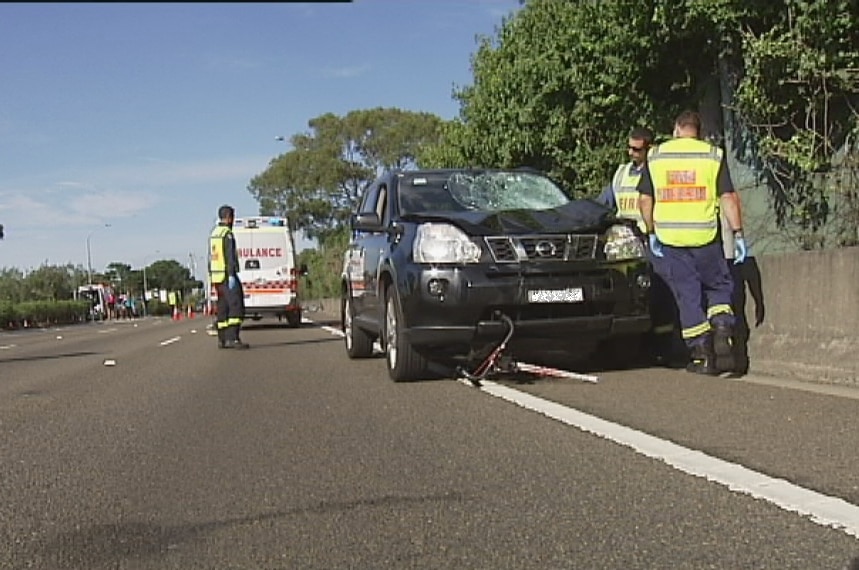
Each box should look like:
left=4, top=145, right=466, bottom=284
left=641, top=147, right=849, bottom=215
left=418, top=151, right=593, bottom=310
left=400, top=171, right=571, bottom=215
left=446, top=171, right=569, bottom=212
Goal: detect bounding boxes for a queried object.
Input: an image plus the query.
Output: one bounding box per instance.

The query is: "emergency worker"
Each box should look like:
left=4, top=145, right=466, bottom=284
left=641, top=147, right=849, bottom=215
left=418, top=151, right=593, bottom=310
left=637, top=110, right=747, bottom=375
left=597, top=126, right=653, bottom=232
left=209, top=204, right=249, bottom=349
left=597, top=127, right=684, bottom=366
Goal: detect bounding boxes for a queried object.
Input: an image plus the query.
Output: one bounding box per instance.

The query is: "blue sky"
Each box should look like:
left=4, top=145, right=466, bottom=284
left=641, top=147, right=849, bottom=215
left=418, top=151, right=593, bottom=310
left=0, top=0, right=521, bottom=280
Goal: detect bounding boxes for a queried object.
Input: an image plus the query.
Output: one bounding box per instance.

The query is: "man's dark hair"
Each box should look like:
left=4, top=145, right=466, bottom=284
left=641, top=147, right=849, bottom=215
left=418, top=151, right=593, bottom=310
left=218, top=205, right=235, bottom=220
left=629, top=126, right=654, bottom=145
left=674, top=110, right=702, bottom=135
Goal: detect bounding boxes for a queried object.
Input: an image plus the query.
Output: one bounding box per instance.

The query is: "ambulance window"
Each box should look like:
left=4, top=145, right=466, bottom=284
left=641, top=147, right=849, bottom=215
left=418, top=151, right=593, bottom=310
left=245, top=260, right=260, bottom=270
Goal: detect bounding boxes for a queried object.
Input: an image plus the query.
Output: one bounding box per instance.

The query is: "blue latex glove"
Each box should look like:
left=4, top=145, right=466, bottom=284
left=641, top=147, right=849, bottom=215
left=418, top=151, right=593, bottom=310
left=648, top=234, right=664, bottom=258
left=228, top=275, right=238, bottom=290
left=733, top=237, right=747, bottom=264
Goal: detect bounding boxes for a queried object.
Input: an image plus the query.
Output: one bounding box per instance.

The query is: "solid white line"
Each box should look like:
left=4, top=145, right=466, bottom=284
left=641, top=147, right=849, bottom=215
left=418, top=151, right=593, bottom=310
left=159, top=336, right=181, bottom=346
left=317, top=317, right=859, bottom=536
left=478, top=380, right=859, bottom=539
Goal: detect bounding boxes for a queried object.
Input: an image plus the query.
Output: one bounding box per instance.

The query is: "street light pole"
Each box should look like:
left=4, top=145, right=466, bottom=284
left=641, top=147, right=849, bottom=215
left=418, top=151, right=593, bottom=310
left=86, top=223, right=111, bottom=285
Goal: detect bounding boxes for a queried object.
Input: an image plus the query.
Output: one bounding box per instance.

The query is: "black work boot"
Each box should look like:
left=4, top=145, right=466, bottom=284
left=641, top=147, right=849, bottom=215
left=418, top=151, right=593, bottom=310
left=223, top=325, right=249, bottom=350
left=686, top=336, right=717, bottom=376
left=217, top=328, right=227, bottom=349
left=713, top=324, right=735, bottom=374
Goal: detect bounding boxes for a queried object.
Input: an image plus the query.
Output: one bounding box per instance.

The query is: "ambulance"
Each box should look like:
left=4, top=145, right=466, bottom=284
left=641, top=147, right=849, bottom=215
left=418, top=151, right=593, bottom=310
left=210, top=216, right=307, bottom=327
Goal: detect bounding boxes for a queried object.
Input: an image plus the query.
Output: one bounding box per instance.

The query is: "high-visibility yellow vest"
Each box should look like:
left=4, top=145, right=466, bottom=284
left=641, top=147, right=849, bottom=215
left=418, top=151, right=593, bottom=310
left=611, top=162, right=646, bottom=232
left=209, top=225, right=230, bottom=284
left=647, top=138, right=722, bottom=247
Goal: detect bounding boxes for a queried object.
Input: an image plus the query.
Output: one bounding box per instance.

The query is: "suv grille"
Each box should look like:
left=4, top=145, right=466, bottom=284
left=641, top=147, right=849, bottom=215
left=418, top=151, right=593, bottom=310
left=485, top=234, right=599, bottom=263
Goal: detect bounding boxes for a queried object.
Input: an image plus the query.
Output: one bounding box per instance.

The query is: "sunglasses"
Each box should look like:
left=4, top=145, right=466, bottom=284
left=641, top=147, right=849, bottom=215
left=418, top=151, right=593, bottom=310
left=628, top=145, right=646, bottom=152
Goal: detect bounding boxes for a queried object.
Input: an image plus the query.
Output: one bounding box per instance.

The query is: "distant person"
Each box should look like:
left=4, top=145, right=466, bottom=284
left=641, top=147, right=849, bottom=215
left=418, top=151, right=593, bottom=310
left=721, top=212, right=765, bottom=375
left=209, top=204, right=249, bottom=349
left=106, top=288, right=116, bottom=320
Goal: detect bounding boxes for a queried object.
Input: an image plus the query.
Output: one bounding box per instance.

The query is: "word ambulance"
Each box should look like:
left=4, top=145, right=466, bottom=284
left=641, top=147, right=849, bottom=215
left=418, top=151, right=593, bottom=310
left=238, top=247, right=283, bottom=258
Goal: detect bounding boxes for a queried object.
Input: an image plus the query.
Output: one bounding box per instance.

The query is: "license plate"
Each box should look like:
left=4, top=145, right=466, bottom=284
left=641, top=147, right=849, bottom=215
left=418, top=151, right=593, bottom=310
left=527, top=287, right=584, bottom=303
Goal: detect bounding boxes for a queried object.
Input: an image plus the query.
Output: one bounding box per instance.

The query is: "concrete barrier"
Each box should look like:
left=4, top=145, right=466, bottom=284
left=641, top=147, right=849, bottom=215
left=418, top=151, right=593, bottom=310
left=746, top=247, right=859, bottom=387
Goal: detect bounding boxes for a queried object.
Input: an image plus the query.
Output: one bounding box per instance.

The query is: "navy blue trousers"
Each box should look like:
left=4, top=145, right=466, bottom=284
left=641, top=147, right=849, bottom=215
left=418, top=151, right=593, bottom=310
left=657, top=241, right=734, bottom=347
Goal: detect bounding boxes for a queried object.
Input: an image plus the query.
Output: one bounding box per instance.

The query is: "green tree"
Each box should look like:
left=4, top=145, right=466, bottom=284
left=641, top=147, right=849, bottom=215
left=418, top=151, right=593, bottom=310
left=0, top=268, right=28, bottom=303
left=298, top=227, right=350, bottom=300
left=728, top=0, right=859, bottom=249
left=105, top=262, right=134, bottom=294
left=145, top=259, right=198, bottom=294
left=422, top=0, right=695, bottom=195
left=24, top=263, right=79, bottom=301
left=421, top=0, right=859, bottom=250
left=248, top=107, right=444, bottom=245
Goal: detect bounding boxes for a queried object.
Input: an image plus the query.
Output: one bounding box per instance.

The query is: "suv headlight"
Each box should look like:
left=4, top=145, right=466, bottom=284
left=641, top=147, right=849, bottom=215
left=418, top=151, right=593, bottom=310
left=413, top=223, right=481, bottom=264
left=604, top=224, right=646, bottom=260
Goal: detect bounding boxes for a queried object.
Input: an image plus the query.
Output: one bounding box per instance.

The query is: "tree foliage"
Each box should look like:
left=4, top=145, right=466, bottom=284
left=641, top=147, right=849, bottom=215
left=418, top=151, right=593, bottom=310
left=420, top=0, right=859, bottom=250
left=729, top=0, right=859, bottom=249
left=297, top=226, right=351, bottom=301
left=145, top=259, right=199, bottom=293
left=105, top=262, right=134, bottom=292
left=421, top=0, right=704, bottom=195
left=247, top=107, right=445, bottom=245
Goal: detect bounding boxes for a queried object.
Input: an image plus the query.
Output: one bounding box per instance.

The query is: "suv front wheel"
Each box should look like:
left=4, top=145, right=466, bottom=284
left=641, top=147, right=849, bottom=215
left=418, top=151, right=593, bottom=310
left=343, top=295, right=374, bottom=358
left=384, top=286, right=428, bottom=382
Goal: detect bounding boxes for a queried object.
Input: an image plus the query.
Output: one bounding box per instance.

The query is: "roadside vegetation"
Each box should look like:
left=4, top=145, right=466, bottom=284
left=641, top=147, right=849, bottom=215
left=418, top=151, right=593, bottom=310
left=0, top=261, right=202, bottom=329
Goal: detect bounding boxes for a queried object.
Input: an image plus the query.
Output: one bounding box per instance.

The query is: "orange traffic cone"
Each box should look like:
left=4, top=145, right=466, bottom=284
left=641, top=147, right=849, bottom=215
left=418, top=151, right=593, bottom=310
left=187, top=306, right=195, bottom=319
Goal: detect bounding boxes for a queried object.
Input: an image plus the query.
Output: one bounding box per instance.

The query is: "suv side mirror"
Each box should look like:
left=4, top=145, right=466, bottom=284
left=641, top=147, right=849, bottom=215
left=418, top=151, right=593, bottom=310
left=351, top=212, right=382, bottom=232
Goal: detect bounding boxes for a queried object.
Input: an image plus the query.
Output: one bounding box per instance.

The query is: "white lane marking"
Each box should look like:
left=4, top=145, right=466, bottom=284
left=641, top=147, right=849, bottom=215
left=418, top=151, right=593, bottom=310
left=160, top=336, right=181, bottom=346
left=0, top=344, right=16, bottom=350
left=97, top=328, right=118, bottom=334
left=316, top=317, right=859, bottom=536
left=320, top=325, right=341, bottom=336
left=477, top=379, right=859, bottom=539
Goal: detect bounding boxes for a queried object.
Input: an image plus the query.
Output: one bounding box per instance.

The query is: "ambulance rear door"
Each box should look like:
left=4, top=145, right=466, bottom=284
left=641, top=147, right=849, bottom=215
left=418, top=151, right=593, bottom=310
left=233, top=217, right=299, bottom=320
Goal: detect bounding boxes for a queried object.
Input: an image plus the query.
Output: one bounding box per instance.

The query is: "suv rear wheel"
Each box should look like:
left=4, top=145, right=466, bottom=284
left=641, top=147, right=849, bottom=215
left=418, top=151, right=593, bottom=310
left=343, top=295, right=374, bottom=358
left=384, top=287, right=427, bottom=381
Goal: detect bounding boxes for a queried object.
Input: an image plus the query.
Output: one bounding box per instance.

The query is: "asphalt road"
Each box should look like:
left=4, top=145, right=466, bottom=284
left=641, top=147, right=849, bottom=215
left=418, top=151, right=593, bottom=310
left=1, top=312, right=858, bottom=569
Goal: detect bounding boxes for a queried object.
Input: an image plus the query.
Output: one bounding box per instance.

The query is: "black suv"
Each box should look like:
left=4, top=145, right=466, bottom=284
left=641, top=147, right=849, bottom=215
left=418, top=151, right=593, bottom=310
left=341, top=168, right=652, bottom=381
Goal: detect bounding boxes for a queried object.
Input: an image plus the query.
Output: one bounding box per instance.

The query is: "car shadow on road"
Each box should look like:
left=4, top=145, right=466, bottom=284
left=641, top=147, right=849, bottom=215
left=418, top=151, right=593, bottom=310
left=240, top=323, right=303, bottom=331
left=238, top=337, right=342, bottom=350
left=0, top=350, right=101, bottom=363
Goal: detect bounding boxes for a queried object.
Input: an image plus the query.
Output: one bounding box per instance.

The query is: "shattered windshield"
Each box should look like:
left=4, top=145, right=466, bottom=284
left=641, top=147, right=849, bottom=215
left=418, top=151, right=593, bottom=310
left=398, top=171, right=570, bottom=215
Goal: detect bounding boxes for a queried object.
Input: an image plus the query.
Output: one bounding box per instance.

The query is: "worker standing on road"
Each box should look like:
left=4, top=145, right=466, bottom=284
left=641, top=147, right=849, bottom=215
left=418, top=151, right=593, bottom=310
left=597, top=126, right=685, bottom=366
left=637, top=110, right=746, bottom=375
left=209, top=204, right=249, bottom=350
